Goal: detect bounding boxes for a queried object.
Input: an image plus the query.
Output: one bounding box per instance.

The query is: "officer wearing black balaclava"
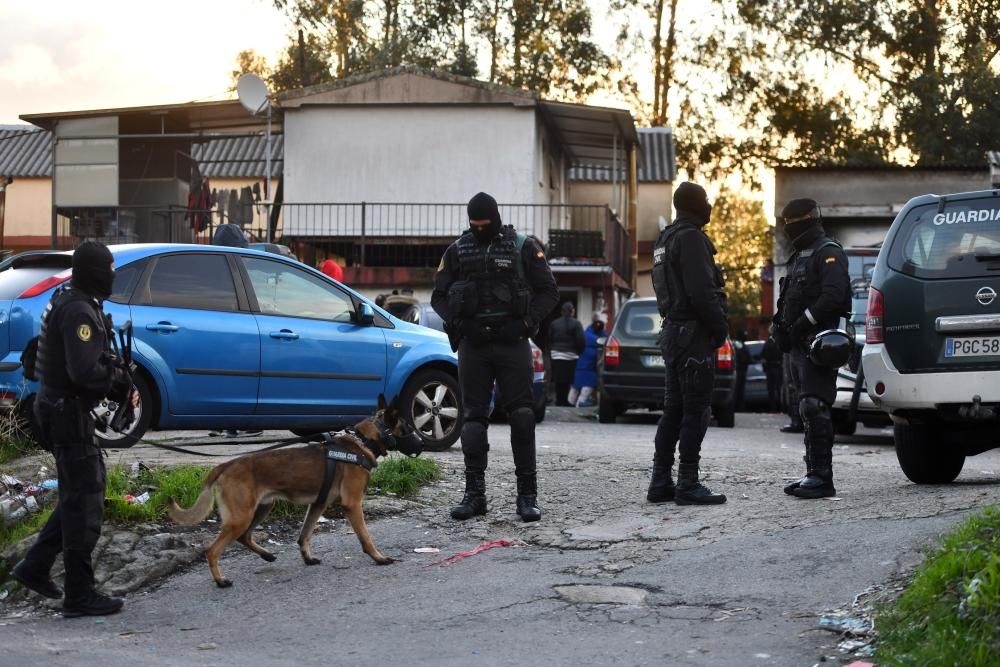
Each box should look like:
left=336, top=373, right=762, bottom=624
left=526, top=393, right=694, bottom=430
left=11, top=241, right=130, bottom=616
left=431, top=192, right=559, bottom=522
left=647, top=182, right=728, bottom=506
left=772, top=198, right=850, bottom=499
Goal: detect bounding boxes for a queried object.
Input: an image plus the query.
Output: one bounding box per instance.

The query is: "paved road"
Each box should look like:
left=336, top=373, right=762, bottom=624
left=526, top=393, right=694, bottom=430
left=2, top=409, right=998, bottom=666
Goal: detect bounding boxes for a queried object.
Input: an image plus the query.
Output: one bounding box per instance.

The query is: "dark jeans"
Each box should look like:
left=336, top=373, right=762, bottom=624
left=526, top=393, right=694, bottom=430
left=653, top=322, right=715, bottom=470
left=765, top=368, right=782, bottom=412
left=458, top=338, right=535, bottom=476
left=22, top=397, right=106, bottom=601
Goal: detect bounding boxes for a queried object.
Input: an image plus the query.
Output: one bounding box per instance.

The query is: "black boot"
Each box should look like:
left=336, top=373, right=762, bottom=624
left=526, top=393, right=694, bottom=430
left=783, top=438, right=812, bottom=495
left=450, top=471, right=487, bottom=520
left=10, top=559, right=62, bottom=599
left=675, top=463, right=727, bottom=505
left=515, top=474, right=541, bottom=522
left=780, top=419, right=804, bottom=434
left=62, top=590, right=124, bottom=617
left=793, top=445, right=836, bottom=499
left=646, top=459, right=675, bottom=503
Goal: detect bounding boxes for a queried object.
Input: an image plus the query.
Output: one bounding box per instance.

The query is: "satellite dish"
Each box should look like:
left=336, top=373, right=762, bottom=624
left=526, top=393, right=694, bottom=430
left=237, top=74, right=270, bottom=115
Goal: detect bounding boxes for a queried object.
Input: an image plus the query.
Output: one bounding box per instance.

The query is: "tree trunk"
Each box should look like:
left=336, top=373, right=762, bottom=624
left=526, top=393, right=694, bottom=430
left=660, top=0, right=678, bottom=125
left=652, top=0, right=664, bottom=125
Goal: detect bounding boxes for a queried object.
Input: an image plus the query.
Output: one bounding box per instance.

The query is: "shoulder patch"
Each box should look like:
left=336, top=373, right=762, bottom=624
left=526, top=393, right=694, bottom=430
left=437, top=257, right=445, bottom=272
left=536, top=250, right=544, bottom=259
left=825, top=257, right=836, bottom=264
left=77, top=324, right=92, bottom=342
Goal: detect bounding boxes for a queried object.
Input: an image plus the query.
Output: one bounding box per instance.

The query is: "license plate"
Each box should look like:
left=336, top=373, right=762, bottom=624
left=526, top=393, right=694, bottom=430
left=642, top=354, right=665, bottom=368
left=945, top=336, right=1000, bottom=357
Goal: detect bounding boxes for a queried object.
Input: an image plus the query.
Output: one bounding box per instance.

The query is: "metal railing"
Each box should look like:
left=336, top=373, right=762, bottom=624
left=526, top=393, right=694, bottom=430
left=52, top=202, right=632, bottom=280
left=278, top=202, right=631, bottom=278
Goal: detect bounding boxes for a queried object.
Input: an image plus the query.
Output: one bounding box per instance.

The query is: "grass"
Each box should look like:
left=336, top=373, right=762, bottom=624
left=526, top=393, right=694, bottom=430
left=0, top=407, right=42, bottom=465
left=876, top=506, right=1000, bottom=667
left=369, top=455, right=441, bottom=497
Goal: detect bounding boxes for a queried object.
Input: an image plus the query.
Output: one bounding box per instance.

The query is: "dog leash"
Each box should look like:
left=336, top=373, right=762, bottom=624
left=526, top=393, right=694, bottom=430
left=99, top=432, right=328, bottom=457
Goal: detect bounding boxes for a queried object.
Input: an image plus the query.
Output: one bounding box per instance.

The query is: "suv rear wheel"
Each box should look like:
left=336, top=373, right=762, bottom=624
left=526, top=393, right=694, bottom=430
left=894, top=423, right=965, bottom=484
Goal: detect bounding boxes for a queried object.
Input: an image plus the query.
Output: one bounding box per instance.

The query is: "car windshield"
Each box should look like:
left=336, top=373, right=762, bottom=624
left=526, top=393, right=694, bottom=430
left=889, top=200, right=1000, bottom=279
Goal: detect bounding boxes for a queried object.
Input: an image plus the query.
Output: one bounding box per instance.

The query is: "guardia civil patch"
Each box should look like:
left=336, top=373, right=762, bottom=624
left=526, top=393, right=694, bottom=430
left=77, top=324, right=92, bottom=342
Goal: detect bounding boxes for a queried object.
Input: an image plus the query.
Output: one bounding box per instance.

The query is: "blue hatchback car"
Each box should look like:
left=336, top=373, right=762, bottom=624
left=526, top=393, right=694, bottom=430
left=0, top=245, right=463, bottom=450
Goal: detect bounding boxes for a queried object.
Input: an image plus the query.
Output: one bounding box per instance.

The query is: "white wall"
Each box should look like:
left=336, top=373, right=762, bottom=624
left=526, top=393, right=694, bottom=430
left=284, top=106, right=542, bottom=236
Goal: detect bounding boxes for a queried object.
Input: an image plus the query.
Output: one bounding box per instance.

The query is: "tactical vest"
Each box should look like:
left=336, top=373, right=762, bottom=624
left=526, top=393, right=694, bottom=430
left=779, top=236, right=848, bottom=330
left=454, top=226, right=530, bottom=322
left=36, top=286, right=105, bottom=398
left=652, top=223, right=725, bottom=320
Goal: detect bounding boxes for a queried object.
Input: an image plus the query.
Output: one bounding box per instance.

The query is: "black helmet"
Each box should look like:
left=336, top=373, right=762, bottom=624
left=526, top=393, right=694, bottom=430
left=809, top=328, right=854, bottom=368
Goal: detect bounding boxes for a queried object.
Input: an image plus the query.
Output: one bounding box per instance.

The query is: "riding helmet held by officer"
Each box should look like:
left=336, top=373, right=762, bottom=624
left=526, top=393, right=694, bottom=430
left=648, top=182, right=728, bottom=506
left=431, top=192, right=559, bottom=522
left=772, top=198, right=851, bottom=499
left=11, top=241, right=131, bottom=616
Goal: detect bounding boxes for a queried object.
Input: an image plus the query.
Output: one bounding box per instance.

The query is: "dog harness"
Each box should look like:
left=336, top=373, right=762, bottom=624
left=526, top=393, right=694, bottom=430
left=314, top=430, right=379, bottom=504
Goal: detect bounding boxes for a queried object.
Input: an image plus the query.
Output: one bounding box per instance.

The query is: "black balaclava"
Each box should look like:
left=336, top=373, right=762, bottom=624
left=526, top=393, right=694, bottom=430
left=72, top=241, right=115, bottom=299
left=467, top=192, right=502, bottom=244
left=781, top=198, right=823, bottom=250
left=673, top=181, right=712, bottom=226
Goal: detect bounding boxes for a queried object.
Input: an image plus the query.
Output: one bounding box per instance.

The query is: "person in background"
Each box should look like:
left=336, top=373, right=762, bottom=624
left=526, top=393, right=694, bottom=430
left=548, top=302, right=585, bottom=406
left=569, top=313, right=604, bottom=407
left=320, top=258, right=344, bottom=283
left=762, top=327, right=784, bottom=413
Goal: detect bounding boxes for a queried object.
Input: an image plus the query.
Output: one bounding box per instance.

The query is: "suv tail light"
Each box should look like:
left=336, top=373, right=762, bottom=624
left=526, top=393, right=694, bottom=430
left=604, top=336, right=621, bottom=367
left=866, top=286, right=884, bottom=344
left=716, top=339, right=733, bottom=370
left=531, top=345, right=545, bottom=373
left=18, top=270, right=71, bottom=299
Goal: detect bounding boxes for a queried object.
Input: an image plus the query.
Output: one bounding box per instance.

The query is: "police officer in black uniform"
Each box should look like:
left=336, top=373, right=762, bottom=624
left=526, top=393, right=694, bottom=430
left=772, top=198, right=851, bottom=499
left=647, top=182, right=728, bottom=506
left=431, top=192, right=559, bottom=522
left=11, top=241, right=130, bottom=616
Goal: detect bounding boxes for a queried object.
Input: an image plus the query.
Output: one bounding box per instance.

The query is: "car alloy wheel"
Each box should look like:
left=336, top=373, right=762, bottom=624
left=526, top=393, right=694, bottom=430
left=409, top=376, right=461, bottom=449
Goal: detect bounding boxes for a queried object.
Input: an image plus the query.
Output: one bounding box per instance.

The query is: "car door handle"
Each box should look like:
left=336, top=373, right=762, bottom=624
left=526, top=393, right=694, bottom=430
left=146, top=322, right=179, bottom=333
left=269, top=330, right=300, bottom=340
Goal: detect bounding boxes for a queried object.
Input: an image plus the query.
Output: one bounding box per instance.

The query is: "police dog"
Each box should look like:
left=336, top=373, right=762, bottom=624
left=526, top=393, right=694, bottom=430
left=168, top=395, right=422, bottom=587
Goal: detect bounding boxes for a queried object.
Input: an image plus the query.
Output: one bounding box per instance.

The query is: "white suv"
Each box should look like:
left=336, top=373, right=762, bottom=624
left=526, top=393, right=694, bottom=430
left=862, top=189, right=1000, bottom=483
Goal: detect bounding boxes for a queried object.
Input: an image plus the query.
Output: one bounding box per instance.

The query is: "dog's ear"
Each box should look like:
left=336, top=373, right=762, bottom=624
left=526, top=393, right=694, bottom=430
left=377, top=394, right=387, bottom=411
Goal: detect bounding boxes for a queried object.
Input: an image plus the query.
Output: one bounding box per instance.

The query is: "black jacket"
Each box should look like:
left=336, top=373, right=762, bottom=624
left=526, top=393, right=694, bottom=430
left=779, top=232, right=851, bottom=339
left=549, top=315, right=585, bottom=355
left=651, top=212, right=728, bottom=344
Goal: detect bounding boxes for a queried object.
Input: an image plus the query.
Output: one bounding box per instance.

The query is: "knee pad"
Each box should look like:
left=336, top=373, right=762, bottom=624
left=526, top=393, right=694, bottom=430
left=798, top=395, right=830, bottom=422
left=508, top=407, right=535, bottom=433
left=461, top=420, right=488, bottom=446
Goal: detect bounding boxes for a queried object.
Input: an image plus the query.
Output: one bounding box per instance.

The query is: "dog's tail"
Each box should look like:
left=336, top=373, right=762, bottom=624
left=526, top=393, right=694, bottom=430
left=167, top=462, right=228, bottom=526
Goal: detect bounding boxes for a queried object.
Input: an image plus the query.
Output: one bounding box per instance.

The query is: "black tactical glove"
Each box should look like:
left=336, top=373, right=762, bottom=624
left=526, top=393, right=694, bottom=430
left=109, top=365, right=131, bottom=404
left=459, top=319, right=491, bottom=345
left=496, top=319, right=529, bottom=342
left=790, top=315, right=813, bottom=342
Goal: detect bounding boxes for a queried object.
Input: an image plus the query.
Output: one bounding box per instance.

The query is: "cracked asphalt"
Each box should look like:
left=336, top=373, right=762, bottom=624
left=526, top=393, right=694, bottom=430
left=2, top=408, right=998, bottom=666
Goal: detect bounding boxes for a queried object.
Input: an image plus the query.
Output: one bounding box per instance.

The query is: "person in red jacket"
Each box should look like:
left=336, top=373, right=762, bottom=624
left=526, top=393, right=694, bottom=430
left=320, top=259, right=343, bottom=283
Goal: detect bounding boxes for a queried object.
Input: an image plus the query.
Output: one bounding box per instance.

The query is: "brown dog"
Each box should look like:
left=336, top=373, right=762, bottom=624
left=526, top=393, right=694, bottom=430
left=168, top=395, right=419, bottom=587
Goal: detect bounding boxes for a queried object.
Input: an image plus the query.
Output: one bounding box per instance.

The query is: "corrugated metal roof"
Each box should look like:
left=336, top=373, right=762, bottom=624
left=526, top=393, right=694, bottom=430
left=570, top=127, right=675, bottom=183
left=0, top=125, right=52, bottom=177
left=0, top=126, right=281, bottom=179
left=192, top=135, right=283, bottom=178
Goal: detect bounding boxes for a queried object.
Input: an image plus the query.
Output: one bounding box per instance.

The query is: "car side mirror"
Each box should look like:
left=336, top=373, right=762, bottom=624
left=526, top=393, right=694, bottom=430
left=356, top=302, right=375, bottom=327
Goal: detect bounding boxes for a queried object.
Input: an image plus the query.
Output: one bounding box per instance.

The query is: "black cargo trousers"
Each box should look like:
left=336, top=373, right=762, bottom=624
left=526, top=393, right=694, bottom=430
left=457, top=337, right=536, bottom=477
left=21, top=394, right=106, bottom=602
left=653, top=320, right=716, bottom=470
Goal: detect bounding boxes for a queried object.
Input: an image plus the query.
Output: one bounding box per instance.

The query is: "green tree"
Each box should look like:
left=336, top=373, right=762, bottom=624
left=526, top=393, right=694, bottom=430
left=703, top=189, right=771, bottom=320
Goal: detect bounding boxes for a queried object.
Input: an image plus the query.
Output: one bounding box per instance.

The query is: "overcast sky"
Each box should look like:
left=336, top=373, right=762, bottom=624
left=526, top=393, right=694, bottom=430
left=0, top=0, right=290, bottom=125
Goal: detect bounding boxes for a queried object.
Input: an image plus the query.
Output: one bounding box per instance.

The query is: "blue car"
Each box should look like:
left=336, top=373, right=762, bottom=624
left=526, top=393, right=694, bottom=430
left=0, top=245, right=463, bottom=451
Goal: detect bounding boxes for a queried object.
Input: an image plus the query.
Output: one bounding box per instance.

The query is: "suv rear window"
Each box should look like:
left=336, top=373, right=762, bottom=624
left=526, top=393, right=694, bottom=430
left=619, top=303, right=661, bottom=339
left=889, top=199, right=1000, bottom=279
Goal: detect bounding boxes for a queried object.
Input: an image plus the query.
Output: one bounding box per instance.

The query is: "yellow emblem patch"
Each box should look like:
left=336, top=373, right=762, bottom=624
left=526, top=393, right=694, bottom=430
left=825, top=257, right=836, bottom=264
left=536, top=251, right=544, bottom=259
left=77, top=324, right=92, bottom=342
